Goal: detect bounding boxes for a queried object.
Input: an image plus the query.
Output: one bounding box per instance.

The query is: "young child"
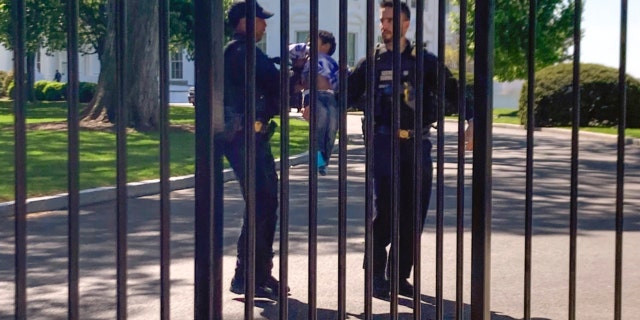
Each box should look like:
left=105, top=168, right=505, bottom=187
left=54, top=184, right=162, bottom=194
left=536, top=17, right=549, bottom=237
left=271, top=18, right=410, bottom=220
left=291, top=30, right=339, bottom=176
left=288, top=43, right=308, bottom=113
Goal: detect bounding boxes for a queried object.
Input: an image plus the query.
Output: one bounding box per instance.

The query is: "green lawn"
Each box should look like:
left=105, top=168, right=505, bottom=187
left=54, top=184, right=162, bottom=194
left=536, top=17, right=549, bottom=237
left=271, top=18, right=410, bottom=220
left=1, top=101, right=638, bottom=202
left=0, top=101, right=309, bottom=201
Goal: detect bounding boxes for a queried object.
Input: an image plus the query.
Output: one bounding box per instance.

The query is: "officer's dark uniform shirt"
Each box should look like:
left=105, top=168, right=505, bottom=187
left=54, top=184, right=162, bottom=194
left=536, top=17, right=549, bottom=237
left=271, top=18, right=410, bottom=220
left=347, top=40, right=472, bottom=129
left=224, top=33, right=281, bottom=123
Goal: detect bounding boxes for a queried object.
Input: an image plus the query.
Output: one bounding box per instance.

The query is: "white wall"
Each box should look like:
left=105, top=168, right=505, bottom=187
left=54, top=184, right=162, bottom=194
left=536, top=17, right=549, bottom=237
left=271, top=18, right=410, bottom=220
left=260, top=0, right=440, bottom=64
left=1, top=0, right=490, bottom=105
left=0, top=44, right=11, bottom=71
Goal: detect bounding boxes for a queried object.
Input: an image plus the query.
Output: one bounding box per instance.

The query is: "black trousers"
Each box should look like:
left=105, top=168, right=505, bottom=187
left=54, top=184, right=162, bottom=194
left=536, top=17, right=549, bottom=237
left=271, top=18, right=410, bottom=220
left=224, top=130, right=279, bottom=283
left=372, top=133, right=433, bottom=280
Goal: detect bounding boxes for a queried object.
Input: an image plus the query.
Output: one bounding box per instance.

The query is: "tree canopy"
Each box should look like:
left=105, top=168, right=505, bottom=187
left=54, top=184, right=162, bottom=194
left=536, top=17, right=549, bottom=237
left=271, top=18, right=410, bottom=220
left=451, top=0, right=577, bottom=81
left=0, top=0, right=65, bottom=53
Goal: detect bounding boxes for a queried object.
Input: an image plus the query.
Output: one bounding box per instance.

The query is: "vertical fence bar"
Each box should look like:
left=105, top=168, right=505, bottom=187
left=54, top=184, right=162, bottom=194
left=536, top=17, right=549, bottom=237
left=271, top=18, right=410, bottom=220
left=308, top=0, right=319, bottom=318
left=158, top=0, right=171, bottom=317
left=338, top=0, right=349, bottom=318
left=66, top=0, right=80, bottom=318
left=413, top=0, right=425, bottom=317
left=471, top=0, right=494, bottom=318
left=114, top=0, right=128, bottom=318
left=192, top=0, right=213, bottom=317
left=390, top=0, right=401, bottom=316
left=524, top=0, right=537, bottom=319
left=436, top=0, right=447, bottom=317
left=210, top=0, right=225, bottom=315
left=455, top=0, right=468, bottom=318
left=279, top=0, right=291, bottom=317
left=614, top=1, right=628, bottom=319
left=364, top=0, right=376, bottom=318
left=568, top=0, right=582, bottom=318
left=193, top=0, right=224, bottom=318
left=243, top=0, right=257, bottom=316
left=11, top=0, right=27, bottom=318
left=524, top=0, right=536, bottom=317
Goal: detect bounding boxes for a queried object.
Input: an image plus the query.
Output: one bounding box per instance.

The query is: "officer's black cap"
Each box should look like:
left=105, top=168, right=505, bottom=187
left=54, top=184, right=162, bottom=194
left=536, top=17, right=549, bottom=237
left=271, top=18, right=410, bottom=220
left=227, top=1, right=274, bottom=28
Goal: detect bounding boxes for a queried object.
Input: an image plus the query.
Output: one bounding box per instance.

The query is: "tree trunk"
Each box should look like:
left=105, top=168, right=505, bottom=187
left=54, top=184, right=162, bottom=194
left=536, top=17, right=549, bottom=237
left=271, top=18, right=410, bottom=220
left=126, top=0, right=159, bottom=131
left=81, top=0, right=159, bottom=131
left=81, top=1, right=117, bottom=123
left=26, top=53, right=35, bottom=101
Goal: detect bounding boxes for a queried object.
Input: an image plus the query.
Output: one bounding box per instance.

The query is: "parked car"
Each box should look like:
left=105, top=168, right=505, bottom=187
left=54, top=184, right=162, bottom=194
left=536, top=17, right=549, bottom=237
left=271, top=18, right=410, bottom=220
left=188, top=87, right=195, bottom=105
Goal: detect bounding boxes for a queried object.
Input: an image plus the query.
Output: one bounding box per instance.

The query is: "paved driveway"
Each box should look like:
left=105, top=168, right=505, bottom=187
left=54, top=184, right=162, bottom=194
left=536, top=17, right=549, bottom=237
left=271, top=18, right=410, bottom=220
left=1, top=116, right=639, bottom=319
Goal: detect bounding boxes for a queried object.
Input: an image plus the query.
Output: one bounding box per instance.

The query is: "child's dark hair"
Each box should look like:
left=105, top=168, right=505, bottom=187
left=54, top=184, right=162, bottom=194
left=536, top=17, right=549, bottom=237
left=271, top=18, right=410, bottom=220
left=318, top=30, right=337, bottom=56
left=379, top=0, right=411, bottom=21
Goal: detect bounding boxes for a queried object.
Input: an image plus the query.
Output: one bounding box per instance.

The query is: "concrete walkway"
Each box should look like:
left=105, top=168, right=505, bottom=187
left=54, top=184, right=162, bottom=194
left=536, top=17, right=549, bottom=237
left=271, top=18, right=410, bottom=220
left=1, top=113, right=639, bottom=319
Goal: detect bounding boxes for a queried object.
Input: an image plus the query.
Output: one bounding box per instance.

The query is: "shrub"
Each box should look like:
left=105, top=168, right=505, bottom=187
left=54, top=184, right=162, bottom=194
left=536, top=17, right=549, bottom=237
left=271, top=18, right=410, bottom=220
left=519, top=63, right=640, bottom=128
left=448, top=71, right=474, bottom=117
left=7, top=80, right=14, bottom=99
left=3, top=70, right=14, bottom=97
left=79, top=82, right=97, bottom=103
left=34, top=80, right=50, bottom=101
left=43, top=82, right=67, bottom=101
left=0, top=70, right=7, bottom=96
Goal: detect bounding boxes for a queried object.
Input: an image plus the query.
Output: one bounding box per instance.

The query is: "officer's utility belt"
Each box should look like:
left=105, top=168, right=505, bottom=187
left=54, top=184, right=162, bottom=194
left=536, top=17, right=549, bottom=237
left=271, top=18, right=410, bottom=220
left=374, top=125, right=430, bottom=140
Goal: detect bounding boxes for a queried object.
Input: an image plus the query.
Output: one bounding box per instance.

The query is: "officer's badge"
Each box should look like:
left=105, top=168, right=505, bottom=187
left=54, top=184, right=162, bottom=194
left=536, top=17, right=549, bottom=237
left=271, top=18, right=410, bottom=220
left=403, top=81, right=416, bottom=110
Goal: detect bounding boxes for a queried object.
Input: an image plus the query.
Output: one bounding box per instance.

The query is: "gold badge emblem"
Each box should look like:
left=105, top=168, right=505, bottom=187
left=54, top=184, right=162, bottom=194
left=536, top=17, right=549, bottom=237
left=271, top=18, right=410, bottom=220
left=398, top=130, right=410, bottom=139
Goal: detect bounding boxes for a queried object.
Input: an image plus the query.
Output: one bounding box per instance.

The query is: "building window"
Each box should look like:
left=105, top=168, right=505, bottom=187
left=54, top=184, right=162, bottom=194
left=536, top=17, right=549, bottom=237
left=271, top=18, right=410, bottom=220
left=36, top=51, right=41, bottom=73
left=347, top=33, right=357, bottom=66
left=296, top=31, right=309, bottom=43
left=171, top=51, right=183, bottom=79
left=410, top=0, right=429, bottom=10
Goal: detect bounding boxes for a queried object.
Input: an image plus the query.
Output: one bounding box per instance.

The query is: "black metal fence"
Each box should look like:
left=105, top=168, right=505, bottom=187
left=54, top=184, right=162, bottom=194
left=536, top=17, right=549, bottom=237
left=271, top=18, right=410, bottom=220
left=4, top=0, right=635, bottom=319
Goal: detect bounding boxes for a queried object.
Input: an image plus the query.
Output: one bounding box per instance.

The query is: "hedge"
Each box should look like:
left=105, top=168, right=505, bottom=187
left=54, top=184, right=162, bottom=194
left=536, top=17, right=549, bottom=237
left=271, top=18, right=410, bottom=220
left=449, top=71, right=474, bottom=116
left=43, top=82, right=67, bottom=101
left=3, top=71, right=13, bottom=98
left=7, top=80, right=96, bottom=102
left=0, top=70, right=7, bottom=96
left=34, top=80, right=49, bottom=100
left=519, top=63, right=640, bottom=128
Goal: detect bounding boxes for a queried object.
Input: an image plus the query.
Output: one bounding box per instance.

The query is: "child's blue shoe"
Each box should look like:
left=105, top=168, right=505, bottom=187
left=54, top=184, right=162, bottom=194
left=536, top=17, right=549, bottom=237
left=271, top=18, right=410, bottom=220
left=317, top=151, right=326, bottom=168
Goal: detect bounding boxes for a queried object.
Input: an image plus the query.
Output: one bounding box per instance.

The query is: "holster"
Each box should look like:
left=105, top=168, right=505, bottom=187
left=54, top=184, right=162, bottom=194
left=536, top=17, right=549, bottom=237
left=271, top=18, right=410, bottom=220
left=224, top=114, right=243, bottom=142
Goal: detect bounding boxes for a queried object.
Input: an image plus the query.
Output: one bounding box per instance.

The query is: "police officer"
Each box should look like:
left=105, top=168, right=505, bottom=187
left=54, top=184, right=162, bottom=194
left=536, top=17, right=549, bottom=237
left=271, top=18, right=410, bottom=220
left=347, top=0, right=474, bottom=300
left=223, top=1, right=283, bottom=299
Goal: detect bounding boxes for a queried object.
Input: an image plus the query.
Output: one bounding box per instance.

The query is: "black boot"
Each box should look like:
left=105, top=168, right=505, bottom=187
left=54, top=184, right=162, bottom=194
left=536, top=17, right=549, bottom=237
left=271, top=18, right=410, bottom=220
left=229, top=272, right=285, bottom=300
left=398, top=279, right=415, bottom=298
left=372, top=253, right=389, bottom=299
left=373, top=276, right=390, bottom=300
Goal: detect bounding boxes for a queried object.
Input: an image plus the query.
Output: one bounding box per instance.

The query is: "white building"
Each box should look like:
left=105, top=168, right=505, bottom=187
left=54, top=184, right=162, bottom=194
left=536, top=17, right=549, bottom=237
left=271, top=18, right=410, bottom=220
left=2, top=1, right=528, bottom=107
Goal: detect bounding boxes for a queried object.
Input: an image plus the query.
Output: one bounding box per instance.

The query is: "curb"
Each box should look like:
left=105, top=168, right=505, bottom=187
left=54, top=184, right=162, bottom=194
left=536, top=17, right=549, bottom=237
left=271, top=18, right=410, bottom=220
left=0, top=152, right=310, bottom=217
left=1, top=119, right=636, bottom=216
left=489, top=122, right=640, bottom=146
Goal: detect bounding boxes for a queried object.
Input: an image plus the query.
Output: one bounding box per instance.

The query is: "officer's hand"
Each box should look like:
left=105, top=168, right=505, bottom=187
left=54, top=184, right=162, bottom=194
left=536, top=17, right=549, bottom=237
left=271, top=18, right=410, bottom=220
left=270, top=57, right=281, bottom=65
left=301, top=107, right=310, bottom=122
left=465, top=119, right=474, bottom=151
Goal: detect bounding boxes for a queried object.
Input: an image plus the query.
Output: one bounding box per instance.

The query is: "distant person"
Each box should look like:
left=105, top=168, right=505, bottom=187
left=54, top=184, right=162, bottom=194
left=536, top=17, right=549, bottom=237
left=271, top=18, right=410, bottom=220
left=53, top=70, right=62, bottom=82
left=294, top=30, right=340, bottom=176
